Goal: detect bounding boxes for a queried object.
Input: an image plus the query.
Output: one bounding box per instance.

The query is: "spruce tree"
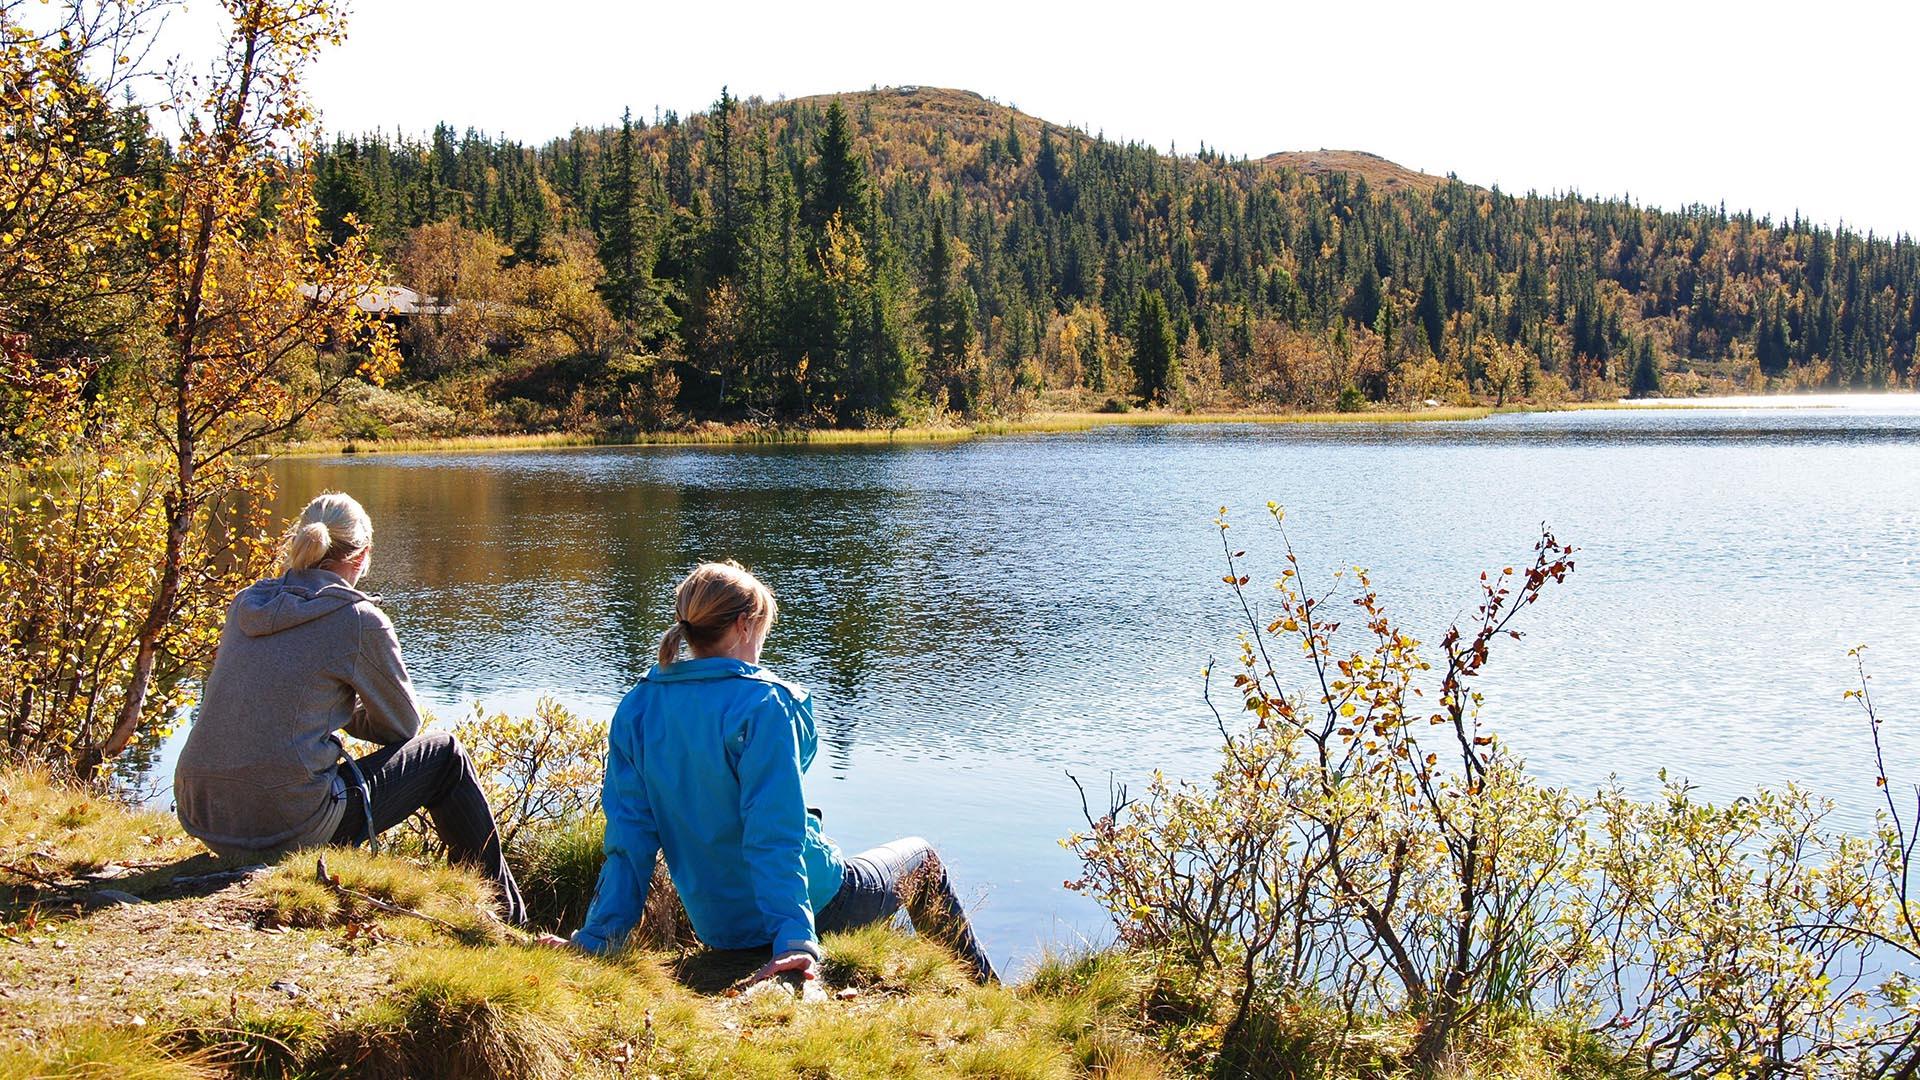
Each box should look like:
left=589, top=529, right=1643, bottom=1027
left=1132, top=289, right=1177, bottom=403
left=664, top=112, right=694, bottom=209
left=707, top=87, right=743, bottom=279
left=1628, top=337, right=1662, bottom=397
left=922, top=214, right=957, bottom=397
left=804, top=101, right=866, bottom=237
left=596, top=108, right=673, bottom=344
left=1416, top=269, right=1446, bottom=358
left=1348, top=262, right=1383, bottom=328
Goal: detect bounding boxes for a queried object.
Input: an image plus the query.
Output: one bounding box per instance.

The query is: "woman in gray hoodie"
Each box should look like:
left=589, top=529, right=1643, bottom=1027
left=173, top=492, right=525, bottom=925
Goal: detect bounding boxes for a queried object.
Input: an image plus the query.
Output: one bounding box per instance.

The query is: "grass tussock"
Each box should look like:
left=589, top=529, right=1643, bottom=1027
left=0, top=1025, right=216, bottom=1080
left=510, top=815, right=604, bottom=933
left=253, top=846, right=509, bottom=943
left=821, top=921, right=976, bottom=996
left=509, top=820, right=697, bottom=947
left=166, top=1006, right=329, bottom=1079
left=334, top=943, right=672, bottom=1080
left=0, top=768, right=199, bottom=889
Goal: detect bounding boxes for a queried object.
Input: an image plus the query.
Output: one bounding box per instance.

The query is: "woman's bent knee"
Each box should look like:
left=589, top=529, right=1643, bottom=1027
left=416, top=729, right=458, bottom=755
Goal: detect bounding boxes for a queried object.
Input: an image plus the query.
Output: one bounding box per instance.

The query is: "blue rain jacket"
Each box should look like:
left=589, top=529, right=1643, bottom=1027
left=573, top=657, right=844, bottom=958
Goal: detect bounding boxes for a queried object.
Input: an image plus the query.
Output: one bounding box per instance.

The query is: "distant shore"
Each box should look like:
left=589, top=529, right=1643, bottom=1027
left=276, top=401, right=1697, bottom=458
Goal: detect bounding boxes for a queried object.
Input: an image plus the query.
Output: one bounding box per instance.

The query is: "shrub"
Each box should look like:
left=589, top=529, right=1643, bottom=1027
left=1069, top=505, right=1897, bottom=1073
left=455, top=697, right=606, bottom=848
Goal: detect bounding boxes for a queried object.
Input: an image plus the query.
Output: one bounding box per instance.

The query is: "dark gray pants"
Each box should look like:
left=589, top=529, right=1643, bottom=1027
left=814, top=836, right=996, bottom=982
left=329, top=731, right=526, bottom=926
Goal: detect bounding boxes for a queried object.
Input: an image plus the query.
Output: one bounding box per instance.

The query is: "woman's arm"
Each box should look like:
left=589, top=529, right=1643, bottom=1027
left=346, top=606, right=423, bottom=745
left=736, top=688, right=821, bottom=961
left=573, top=722, right=662, bottom=954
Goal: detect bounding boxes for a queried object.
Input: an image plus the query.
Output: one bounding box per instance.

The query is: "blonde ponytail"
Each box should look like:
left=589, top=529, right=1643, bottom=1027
left=280, top=491, right=374, bottom=573
left=657, top=561, right=778, bottom=667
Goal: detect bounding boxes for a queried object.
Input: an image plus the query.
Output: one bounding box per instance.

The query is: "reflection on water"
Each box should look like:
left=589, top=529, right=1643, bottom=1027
left=150, top=398, right=1920, bottom=970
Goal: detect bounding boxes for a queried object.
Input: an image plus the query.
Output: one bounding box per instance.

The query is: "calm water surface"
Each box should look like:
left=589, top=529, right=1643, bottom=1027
left=156, top=398, right=1920, bottom=971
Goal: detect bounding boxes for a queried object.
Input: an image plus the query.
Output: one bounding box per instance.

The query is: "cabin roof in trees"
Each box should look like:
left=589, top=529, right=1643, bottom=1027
left=296, top=283, right=451, bottom=317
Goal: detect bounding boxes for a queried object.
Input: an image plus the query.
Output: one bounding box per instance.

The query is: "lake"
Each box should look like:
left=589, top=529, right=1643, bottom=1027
left=150, top=396, right=1920, bottom=972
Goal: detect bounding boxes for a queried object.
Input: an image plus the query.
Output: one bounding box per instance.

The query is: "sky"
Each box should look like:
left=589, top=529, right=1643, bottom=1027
left=243, top=0, right=1918, bottom=236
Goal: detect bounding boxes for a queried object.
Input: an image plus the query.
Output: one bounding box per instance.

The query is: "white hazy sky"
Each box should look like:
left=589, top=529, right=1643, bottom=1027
left=279, top=0, right=1915, bottom=237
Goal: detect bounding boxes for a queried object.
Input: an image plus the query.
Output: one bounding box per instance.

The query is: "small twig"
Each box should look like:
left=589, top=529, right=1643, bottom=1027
left=0, top=861, right=68, bottom=889
left=314, top=855, right=465, bottom=935
left=167, top=864, right=269, bottom=890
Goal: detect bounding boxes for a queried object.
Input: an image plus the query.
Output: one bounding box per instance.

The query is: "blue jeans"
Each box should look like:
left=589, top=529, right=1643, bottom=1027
left=814, top=836, right=997, bottom=982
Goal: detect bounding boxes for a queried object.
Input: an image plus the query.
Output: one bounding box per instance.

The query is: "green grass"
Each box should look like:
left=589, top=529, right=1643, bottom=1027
left=0, top=768, right=1651, bottom=1079
left=0, top=768, right=211, bottom=895
left=254, top=845, right=510, bottom=943
left=822, top=921, right=975, bottom=996
left=0, top=1026, right=215, bottom=1080
left=510, top=814, right=606, bottom=934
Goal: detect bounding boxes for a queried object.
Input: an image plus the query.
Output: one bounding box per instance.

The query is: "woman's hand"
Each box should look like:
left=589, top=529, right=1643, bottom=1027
left=746, top=950, right=819, bottom=986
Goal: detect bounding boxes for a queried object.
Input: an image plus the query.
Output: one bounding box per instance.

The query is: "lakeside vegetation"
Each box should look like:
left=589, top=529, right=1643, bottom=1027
left=279, top=405, right=1510, bottom=456
left=0, top=769, right=1173, bottom=1080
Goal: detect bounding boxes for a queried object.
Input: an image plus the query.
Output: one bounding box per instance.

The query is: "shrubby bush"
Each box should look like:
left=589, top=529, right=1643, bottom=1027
left=1069, top=506, right=1920, bottom=1076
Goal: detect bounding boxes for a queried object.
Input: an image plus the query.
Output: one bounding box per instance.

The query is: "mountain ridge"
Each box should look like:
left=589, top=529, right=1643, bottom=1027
left=769, top=85, right=1446, bottom=195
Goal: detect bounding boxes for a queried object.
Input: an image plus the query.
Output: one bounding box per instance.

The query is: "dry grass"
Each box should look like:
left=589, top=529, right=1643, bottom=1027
left=254, top=846, right=511, bottom=943
left=275, top=404, right=1506, bottom=458
left=976, top=407, right=1495, bottom=432
left=0, top=769, right=1635, bottom=1079
left=0, top=768, right=201, bottom=888
left=0, top=1026, right=216, bottom=1080
left=0, top=769, right=1178, bottom=1079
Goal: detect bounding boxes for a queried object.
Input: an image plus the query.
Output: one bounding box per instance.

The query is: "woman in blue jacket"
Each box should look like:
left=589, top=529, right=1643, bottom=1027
left=569, top=561, right=996, bottom=984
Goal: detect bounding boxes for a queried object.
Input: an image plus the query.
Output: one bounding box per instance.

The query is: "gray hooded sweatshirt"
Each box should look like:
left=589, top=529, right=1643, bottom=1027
left=173, top=568, right=422, bottom=860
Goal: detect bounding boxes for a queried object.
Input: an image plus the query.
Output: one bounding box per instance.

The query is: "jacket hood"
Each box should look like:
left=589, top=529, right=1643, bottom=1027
left=230, top=569, right=369, bottom=638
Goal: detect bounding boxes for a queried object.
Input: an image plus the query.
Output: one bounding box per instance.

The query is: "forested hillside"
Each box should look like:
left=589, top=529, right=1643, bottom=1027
left=304, top=85, right=1919, bottom=432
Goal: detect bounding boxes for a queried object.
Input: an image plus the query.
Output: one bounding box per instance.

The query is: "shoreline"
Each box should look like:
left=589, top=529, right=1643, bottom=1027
left=271, top=387, right=1915, bottom=459
left=275, top=400, right=1702, bottom=459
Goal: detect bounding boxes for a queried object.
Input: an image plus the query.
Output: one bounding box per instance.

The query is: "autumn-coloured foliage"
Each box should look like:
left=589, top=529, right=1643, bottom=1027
left=452, top=697, right=607, bottom=848
left=1, top=0, right=397, bottom=772
left=1069, top=510, right=1918, bottom=1074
